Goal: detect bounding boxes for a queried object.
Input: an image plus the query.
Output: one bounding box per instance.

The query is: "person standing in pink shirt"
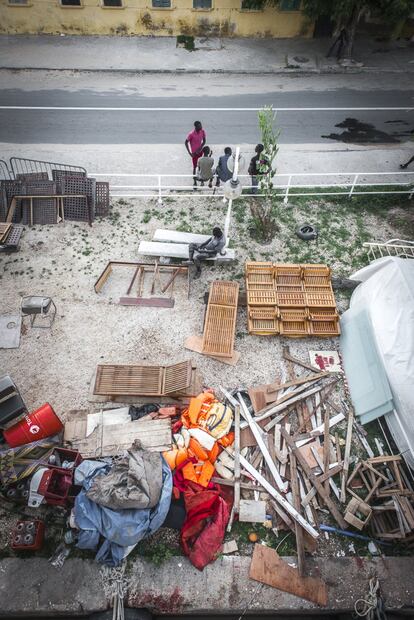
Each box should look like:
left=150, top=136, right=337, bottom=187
left=185, top=120, right=206, bottom=189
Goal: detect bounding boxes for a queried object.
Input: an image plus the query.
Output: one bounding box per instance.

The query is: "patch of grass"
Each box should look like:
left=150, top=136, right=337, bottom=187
left=176, top=34, right=195, bottom=51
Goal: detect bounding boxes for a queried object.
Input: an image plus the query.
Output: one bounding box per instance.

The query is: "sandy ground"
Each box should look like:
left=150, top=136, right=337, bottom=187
left=0, top=193, right=407, bottom=414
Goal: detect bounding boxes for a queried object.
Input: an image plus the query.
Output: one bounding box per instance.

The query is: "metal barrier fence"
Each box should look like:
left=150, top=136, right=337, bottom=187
left=0, top=160, right=12, bottom=181
left=90, top=171, right=414, bottom=203
left=10, top=157, right=86, bottom=180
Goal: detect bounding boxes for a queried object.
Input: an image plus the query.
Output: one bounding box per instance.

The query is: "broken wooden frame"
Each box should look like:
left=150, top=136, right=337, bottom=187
left=94, top=260, right=190, bottom=304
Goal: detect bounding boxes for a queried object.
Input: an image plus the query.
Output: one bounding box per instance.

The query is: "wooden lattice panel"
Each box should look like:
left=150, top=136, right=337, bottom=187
left=94, top=364, right=163, bottom=396
left=162, top=360, right=192, bottom=394
left=247, top=289, right=278, bottom=306
left=209, top=280, right=239, bottom=306
left=245, top=261, right=273, bottom=275
left=277, top=291, right=306, bottom=307
left=202, top=280, right=239, bottom=357
left=94, top=361, right=192, bottom=396
left=248, top=307, right=279, bottom=335
left=246, top=272, right=274, bottom=287
left=279, top=309, right=310, bottom=337
left=275, top=284, right=304, bottom=292
left=302, top=264, right=331, bottom=287
left=303, top=284, right=331, bottom=293
left=309, top=309, right=340, bottom=336
left=306, top=291, right=336, bottom=308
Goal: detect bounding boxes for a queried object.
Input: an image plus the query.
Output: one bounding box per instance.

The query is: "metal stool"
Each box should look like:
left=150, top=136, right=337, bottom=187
left=21, top=296, right=57, bottom=329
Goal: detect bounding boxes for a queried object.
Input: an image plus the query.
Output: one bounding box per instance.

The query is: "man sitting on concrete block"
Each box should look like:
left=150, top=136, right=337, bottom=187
left=185, top=227, right=226, bottom=277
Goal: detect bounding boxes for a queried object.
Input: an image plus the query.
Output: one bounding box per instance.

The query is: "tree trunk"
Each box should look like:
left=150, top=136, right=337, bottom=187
left=340, top=4, right=365, bottom=60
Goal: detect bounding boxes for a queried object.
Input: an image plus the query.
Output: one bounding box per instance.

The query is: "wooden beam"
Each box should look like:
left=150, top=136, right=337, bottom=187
left=256, top=385, right=323, bottom=428
left=341, top=406, right=354, bottom=503
left=238, top=394, right=288, bottom=493
left=266, top=371, right=329, bottom=394
left=290, top=452, right=305, bottom=577
left=238, top=452, right=319, bottom=539
left=323, top=405, right=330, bottom=494
left=281, top=428, right=348, bottom=530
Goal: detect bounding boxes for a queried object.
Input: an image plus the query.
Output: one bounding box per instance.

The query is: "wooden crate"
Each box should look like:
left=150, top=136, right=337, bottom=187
left=202, top=280, right=239, bottom=357
left=275, top=284, right=304, bottom=292
left=274, top=264, right=302, bottom=288
left=279, top=309, right=310, bottom=337
left=306, top=291, right=336, bottom=308
left=94, top=360, right=192, bottom=396
left=302, top=264, right=331, bottom=287
left=303, top=284, right=331, bottom=293
left=309, top=309, right=340, bottom=336
left=245, top=261, right=273, bottom=275
left=248, top=307, right=279, bottom=335
left=247, top=289, right=278, bottom=306
left=246, top=272, right=274, bottom=287
left=276, top=291, right=306, bottom=307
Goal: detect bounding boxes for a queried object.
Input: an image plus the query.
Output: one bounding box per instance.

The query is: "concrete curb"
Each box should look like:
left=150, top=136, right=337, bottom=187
left=0, top=65, right=410, bottom=75
left=1, top=555, right=414, bottom=616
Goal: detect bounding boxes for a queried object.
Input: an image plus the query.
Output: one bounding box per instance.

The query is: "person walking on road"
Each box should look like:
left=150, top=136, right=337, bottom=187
left=185, top=121, right=206, bottom=189
left=400, top=155, right=414, bottom=169
left=248, top=144, right=269, bottom=195
left=197, top=146, right=215, bottom=188
left=215, top=147, right=233, bottom=187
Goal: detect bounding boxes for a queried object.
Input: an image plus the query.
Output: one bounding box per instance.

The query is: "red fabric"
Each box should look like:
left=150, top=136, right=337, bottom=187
left=173, top=456, right=198, bottom=492
left=180, top=481, right=230, bottom=571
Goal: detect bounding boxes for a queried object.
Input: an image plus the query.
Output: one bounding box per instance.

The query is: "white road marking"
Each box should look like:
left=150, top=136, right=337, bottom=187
left=0, top=106, right=413, bottom=112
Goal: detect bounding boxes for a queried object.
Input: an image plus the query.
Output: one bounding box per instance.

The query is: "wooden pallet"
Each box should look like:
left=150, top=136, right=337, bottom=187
left=309, top=309, right=340, bottom=336
left=279, top=309, right=310, bottom=337
left=202, top=280, right=239, bottom=357
left=248, top=307, right=279, bottom=335
left=306, top=291, right=336, bottom=308
left=93, top=360, right=192, bottom=396
left=277, top=291, right=306, bottom=307
left=247, top=289, right=278, bottom=306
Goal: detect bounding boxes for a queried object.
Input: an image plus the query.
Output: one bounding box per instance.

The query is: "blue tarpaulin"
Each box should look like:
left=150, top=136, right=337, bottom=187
left=74, top=457, right=172, bottom=566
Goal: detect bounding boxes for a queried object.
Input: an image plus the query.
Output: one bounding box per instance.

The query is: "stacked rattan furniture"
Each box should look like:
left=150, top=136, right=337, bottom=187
left=246, top=261, right=340, bottom=338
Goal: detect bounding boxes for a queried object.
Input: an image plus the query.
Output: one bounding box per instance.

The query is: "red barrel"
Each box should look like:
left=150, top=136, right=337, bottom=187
left=4, top=403, right=63, bottom=447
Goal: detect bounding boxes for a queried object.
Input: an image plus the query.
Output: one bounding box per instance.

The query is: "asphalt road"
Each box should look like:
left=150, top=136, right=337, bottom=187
left=0, top=88, right=413, bottom=145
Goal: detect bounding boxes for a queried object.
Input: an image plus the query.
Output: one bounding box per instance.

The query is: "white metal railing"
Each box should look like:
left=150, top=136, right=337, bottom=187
left=364, top=239, right=414, bottom=261
left=90, top=171, right=414, bottom=204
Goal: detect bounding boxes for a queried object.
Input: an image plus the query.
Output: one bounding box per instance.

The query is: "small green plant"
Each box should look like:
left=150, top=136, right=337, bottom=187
left=177, top=34, right=195, bottom=51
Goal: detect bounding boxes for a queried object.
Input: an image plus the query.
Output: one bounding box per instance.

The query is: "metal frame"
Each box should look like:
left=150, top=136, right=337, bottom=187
left=21, top=296, right=57, bottom=329
left=363, top=239, right=414, bottom=261
left=10, top=157, right=86, bottom=181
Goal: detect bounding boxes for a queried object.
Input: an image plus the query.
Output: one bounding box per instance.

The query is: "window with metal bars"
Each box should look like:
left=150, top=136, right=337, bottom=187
left=152, top=0, right=171, bottom=7
left=61, top=0, right=81, bottom=6
left=102, top=0, right=122, bottom=6
left=193, top=0, right=212, bottom=8
left=8, top=0, right=29, bottom=5
left=280, top=0, right=301, bottom=10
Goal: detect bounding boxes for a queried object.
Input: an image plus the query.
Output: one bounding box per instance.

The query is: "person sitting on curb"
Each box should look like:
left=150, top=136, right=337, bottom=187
left=197, top=146, right=215, bottom=188
left=400, top=155, right=414, bottom=169
left=184, top=227, right=226, bottom=278
left=215, top=147, right=233, bottom=187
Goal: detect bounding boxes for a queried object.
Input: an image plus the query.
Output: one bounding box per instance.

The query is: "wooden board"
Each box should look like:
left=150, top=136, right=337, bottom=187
left=64, top=416, right=171, bottom=457
left=119, top=297, right=174, bottom=308
left=93, top=361, right=192, bottom=396
left=249, top=544, right=328, bottom=607
left=239, top=499, right=267, bottom=523
left=185, top=335, right=240, bottom=366
left=0, top=223, right=11, bottom=243
left=202, top=281, right=239, bottom=358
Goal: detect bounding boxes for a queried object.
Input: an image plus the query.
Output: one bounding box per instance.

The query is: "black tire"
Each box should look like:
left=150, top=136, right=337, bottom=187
left=296, top=223, right=318, bottom=241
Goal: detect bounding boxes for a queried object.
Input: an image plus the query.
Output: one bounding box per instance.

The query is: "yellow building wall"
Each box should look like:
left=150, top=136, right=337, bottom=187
left=0, top=0, right=313, bottom=37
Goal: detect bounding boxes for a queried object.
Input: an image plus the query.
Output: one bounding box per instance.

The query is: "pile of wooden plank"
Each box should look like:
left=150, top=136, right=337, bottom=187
left=246, top=262, right=340, bottom=337
left=213, top=347, right=413, bottom=602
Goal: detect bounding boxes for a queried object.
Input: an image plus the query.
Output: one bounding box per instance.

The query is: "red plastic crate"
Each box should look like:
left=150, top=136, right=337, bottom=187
left=11, top=519, right=45, bottom=551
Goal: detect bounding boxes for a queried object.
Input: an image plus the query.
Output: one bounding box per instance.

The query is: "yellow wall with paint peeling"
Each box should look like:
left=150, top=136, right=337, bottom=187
left=0, top=0, right=313, bottom=37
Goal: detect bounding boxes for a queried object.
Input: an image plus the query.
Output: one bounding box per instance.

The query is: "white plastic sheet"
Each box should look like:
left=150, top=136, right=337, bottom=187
left=349, top=257, right=414, bottom=468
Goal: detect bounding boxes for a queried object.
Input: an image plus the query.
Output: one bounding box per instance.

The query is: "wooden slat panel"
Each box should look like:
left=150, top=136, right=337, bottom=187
left=163, top=360, right=192, bottom=394
left=202, top=281, right=238, bottom=357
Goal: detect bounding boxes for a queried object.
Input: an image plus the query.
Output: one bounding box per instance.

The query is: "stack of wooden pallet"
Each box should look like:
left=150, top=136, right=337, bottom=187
left=246, top=262, right=340, bottom=337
